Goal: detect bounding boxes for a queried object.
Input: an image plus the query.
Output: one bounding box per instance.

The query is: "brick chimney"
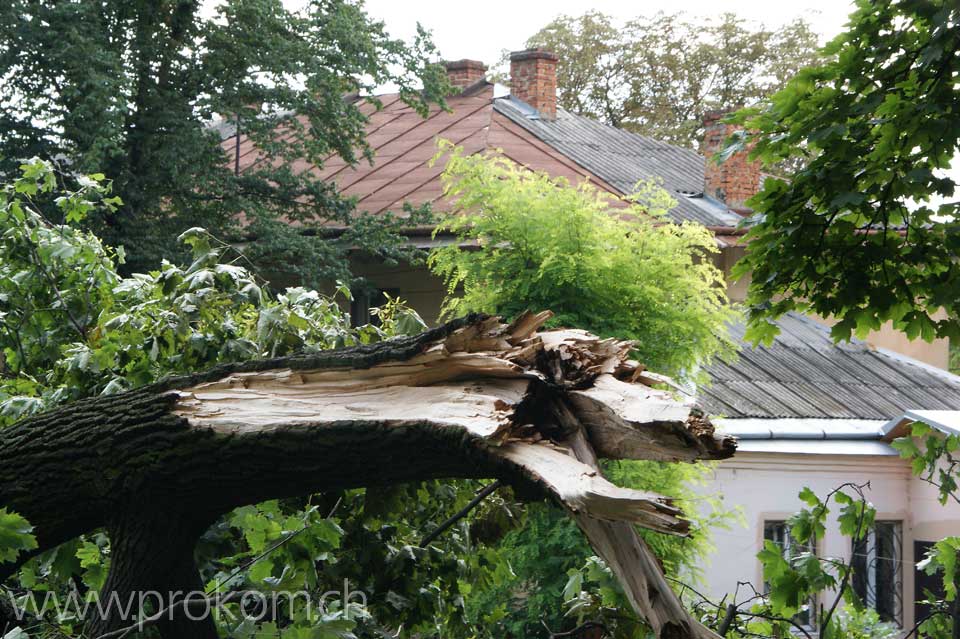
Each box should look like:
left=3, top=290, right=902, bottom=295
left=443, top=59, right=487, bottom=91
left=701, top=110, right=762, bottom=209
left=509, top=49, right=558, bottom=120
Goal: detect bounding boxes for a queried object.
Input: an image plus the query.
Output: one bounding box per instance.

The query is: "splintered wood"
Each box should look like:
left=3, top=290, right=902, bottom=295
left=173, top=311, right=734, bottom=639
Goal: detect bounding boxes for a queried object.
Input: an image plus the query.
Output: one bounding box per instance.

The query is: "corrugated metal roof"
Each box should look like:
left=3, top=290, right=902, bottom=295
left=493, top=97, right=744, bottom=227
left=700, top=313, right=960, bottom=419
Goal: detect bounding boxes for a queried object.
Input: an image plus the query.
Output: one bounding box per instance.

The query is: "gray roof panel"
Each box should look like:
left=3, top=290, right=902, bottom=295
left=701, top=313, right=960, bottom=419
left=493, top=98, right=744, bottom=227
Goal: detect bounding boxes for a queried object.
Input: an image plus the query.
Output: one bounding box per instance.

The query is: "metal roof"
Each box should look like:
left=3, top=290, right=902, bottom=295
left=730, top=439, right=900, bottom=456
left=715, top=417, right=886, bottom=440
left=699, top=312, right=960, bottom=419
left=493, top=97, right=744, bottom=227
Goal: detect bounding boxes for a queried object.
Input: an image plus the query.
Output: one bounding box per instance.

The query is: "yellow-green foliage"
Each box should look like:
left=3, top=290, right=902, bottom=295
left=428, top=142, right=739, bottom=637
left=428, top=140, right=737, bottom=380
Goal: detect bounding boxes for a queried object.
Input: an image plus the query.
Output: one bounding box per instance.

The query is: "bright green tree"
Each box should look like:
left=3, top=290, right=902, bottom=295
left=429, top=141, right=737, bottom=381
left=728, top=0, right=960, bottom=345
left=428, top=142, right=737, bottom=637
left=0, top=0, right=447, bottom=281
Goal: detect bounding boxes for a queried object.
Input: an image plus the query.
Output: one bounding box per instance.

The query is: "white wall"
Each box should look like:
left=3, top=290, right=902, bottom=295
left=693, top=450, right=917, bottom=626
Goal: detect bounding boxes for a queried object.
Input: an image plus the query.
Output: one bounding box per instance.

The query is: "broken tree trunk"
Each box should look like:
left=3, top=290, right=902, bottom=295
left=0, top=312, right=735, bottom=639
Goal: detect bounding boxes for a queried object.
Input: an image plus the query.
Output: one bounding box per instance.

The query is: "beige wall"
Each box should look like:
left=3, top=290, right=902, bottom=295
left=715, top=245, right=749, bottom=303
left=805, top=313, right=950, bottom=371
left=693, top=448, right=960, bottom=630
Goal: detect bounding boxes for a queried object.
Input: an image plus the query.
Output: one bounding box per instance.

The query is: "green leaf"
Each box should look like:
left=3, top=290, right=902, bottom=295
left=0, top=508, right=37, bottom=563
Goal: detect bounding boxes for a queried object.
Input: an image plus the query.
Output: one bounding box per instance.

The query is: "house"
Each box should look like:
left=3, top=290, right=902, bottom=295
left=226, top=49, right=948, bottom=369
left=697, top=313, right=960, bottom=630
left=222, top=49, right=960, bottom=629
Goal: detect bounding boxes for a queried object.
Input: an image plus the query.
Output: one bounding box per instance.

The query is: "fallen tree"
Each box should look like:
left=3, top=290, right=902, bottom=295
left=0, top=311, right=735, bottom=639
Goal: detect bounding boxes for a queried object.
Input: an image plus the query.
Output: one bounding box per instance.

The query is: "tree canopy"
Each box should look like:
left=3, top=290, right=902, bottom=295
left=429, top=141, right=737, bottom=381
left=0, top=0, right=447, bottom=281
left=728, top=0, right=960, bottom=345
left=512, top=11, right=820, bottom=149
left=427, top=143, right=737, bottom=636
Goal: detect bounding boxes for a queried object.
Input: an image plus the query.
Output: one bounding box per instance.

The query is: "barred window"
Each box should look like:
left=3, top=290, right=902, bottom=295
left=852, top=521, right=903, bottom=626
left=764, top=520, right=817, bottom=628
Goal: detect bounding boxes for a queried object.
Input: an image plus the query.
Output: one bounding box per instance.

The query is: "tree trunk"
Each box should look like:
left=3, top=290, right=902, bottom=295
left=0, top=312, right=735, bottom=639
left=86, top=506, right=218, bottom=639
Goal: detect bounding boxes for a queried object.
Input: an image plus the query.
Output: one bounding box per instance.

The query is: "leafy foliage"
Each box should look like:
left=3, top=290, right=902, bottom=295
left=0, top=159, right=420, bottom=425
left=0, top=0, right=447, bottom=280
left=1, top=160, right=511, bottom=639
left=508, top=11, right=820, bottom=149
left=486, top=461, right=735, bottom=639
left=426, top=142, right=737, bottom=636
left=728, top=0, right=960, bottom=345
left=0, top=509, right=36, bottom=564
left=428, top=141, right=737, bottom=381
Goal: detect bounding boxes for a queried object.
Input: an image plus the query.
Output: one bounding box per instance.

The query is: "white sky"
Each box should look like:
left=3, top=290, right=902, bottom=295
left=360, top=0, right=857, bottom=65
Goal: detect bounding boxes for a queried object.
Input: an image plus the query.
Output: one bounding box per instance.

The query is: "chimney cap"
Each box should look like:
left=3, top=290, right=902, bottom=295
left=509, top=48, right=558, bottom=63
left=443, top=59, right=487, bottom=72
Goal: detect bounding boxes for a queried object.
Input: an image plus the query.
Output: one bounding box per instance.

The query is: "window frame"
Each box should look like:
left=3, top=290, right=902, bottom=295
left=851, top=520, right=903, bottom=627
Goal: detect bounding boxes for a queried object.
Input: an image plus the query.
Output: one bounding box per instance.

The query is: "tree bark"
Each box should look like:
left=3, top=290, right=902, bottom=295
left=0, top=312, right=735, bottom=639
left=86, top=506, right=218, bottom=639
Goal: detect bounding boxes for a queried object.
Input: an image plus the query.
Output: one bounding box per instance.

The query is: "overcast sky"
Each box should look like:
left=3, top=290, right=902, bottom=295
left=361, top=0, right=858, bottom=66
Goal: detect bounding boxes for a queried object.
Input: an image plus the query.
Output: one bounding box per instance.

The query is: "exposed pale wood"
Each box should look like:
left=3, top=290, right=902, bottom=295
left=495, top=441, right=687, bottom=535
left=571, top=375, right=736, bottom=462
left=562, top=420, right=722, bottom=639
left=174, top=378, right=530, bottom=439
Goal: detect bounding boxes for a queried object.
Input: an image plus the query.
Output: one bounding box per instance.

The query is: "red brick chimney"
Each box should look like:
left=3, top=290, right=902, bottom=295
left=509, top=49, right=558, bottom=120
left=701, top=110, right=762, bottom=209
left=443, top=59, right=487, bottom=91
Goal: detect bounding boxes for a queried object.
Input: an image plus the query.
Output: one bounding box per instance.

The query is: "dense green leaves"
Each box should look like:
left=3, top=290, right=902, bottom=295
left=730, top=0, right=960, bottom=344
left=0, top=160, right=467, bottom=639
left=513, top=11, right=820, bottom=149
left=426, top=142, right=737, bottom=636
left=0, top=159, right=426, bottom=425
left=428, top=141, right=737, bottom=381
left=0, top=0, right=446, bottom=281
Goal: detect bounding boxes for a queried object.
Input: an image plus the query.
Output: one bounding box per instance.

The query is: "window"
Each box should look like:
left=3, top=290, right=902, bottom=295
left=764, top=520, right=817, bottom=628
left=852, top=521, right=903, bottom=625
